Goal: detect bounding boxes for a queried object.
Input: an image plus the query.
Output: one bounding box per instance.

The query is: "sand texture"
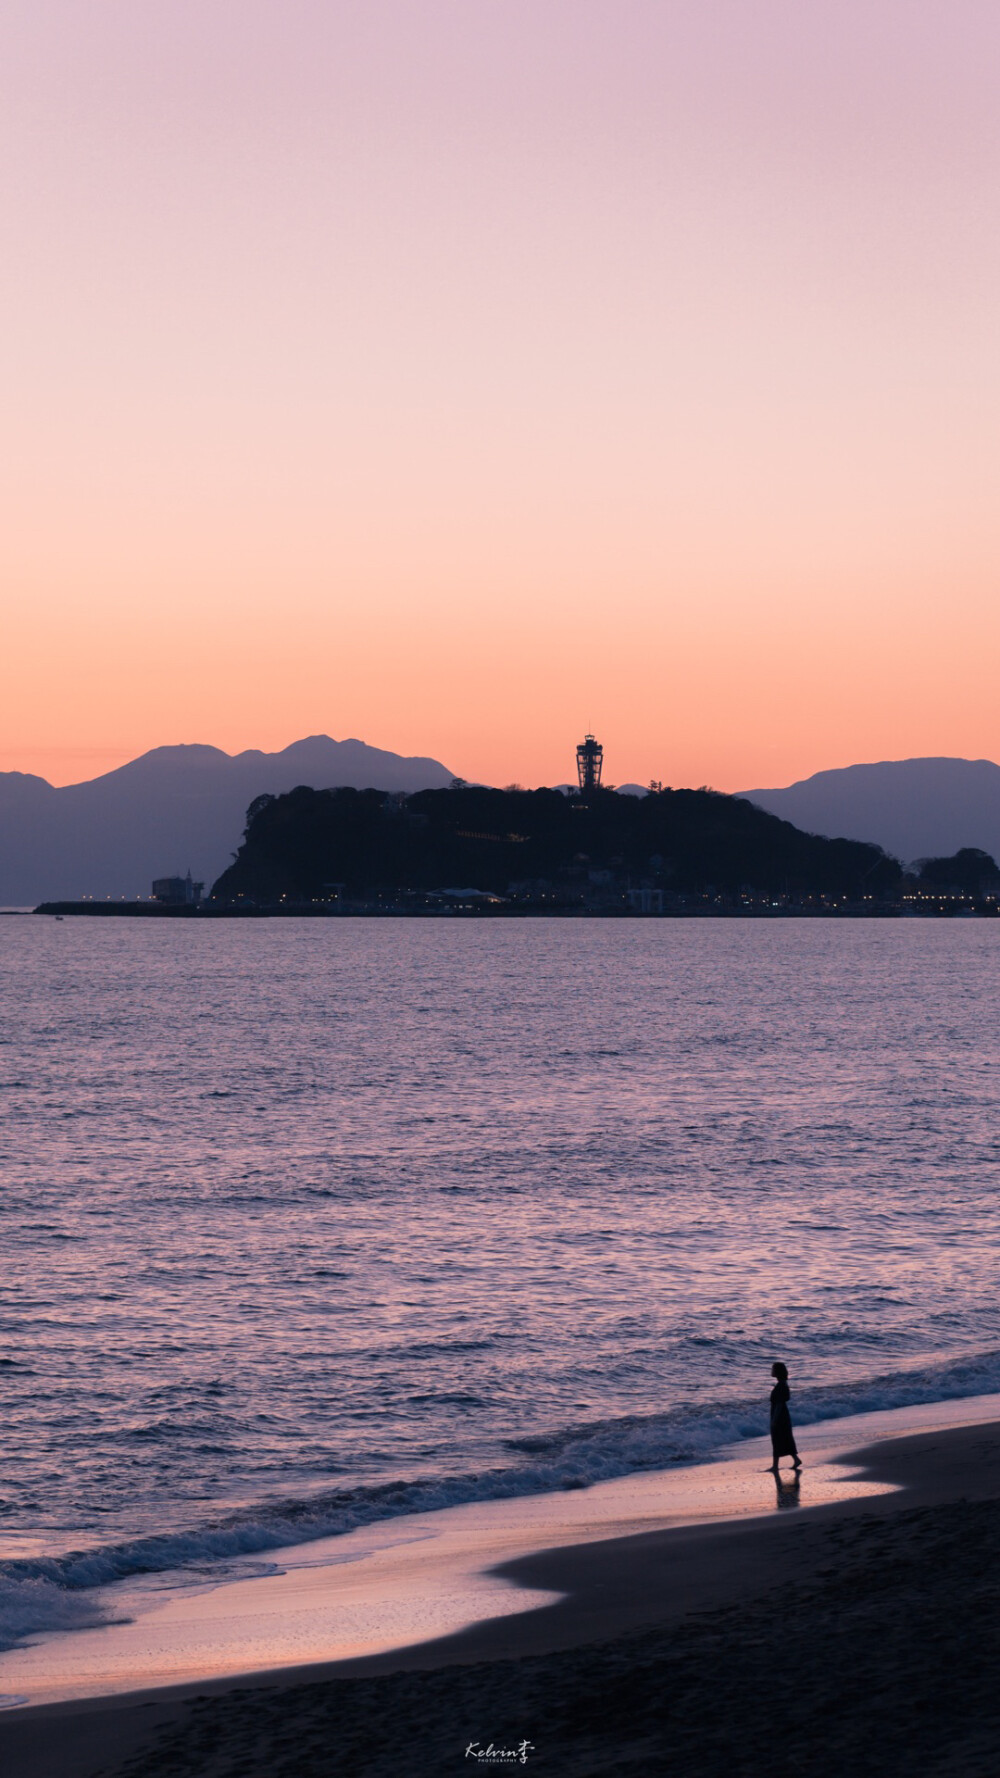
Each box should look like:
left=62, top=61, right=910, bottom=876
left=3, top=1420, right=1000, bottom=1777
left=82, top=1498, right=1000, bottom=1777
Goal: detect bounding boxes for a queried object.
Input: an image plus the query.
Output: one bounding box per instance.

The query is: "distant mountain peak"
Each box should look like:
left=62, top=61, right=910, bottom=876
left=0, top=736, right=457, bottom=902
left=740, top=756, right=1000, bottom=866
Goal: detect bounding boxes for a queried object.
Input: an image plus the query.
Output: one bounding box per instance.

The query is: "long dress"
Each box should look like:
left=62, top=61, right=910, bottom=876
left=770, top=1380, right=798, bottom=1459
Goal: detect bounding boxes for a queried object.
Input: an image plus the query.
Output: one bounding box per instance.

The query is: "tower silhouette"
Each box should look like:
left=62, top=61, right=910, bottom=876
left=576, top=734, right=603, bottom=795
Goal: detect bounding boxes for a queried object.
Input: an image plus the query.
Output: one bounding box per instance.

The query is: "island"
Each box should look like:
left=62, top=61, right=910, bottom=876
left=208, top=782, right=901, bottom=912
left=33, top=790, right=1000, bottom=917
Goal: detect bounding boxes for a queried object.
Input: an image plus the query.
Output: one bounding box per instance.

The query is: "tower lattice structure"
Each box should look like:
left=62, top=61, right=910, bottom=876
left=576, top=734, right=603, bottom=795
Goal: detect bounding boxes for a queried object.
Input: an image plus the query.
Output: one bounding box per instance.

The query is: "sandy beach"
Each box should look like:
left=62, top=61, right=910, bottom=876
left=3, top=1408, right=1000, bottom=1777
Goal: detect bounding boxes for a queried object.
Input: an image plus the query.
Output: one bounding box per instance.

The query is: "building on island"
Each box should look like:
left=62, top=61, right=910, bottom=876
left=152, top=871, right=203, bottom=906
left=576, top=733, right=603, bottom=795
left=628, top=886, right=664, bottom=914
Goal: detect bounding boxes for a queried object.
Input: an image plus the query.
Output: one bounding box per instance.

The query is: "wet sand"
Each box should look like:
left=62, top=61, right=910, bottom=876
left=0, top=1406, right=906, bottom=1708
left=4, top=1414, right=1000, bottom=1776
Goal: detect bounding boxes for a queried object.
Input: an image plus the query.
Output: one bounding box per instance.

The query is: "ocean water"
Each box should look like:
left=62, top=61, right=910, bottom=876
left=2, top=916, right=1000, bottom=1648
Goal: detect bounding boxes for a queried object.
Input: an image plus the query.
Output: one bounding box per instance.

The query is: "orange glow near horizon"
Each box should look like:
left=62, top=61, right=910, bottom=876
left=4, top=3, right=1000, bottom=793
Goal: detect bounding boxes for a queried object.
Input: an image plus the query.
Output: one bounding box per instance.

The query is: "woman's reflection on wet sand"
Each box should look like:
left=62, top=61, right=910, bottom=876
left=772, top=1472, right=802, bottom=1510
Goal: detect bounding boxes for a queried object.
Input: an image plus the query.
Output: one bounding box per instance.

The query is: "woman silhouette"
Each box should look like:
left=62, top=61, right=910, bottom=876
left=769, top=1362, right=802, bottom=1473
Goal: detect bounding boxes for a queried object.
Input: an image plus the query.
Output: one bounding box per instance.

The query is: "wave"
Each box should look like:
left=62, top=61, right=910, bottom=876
left=4, top=1345, right=1000, bottom=1652
left=0, top=1577, right=116, bottom=1651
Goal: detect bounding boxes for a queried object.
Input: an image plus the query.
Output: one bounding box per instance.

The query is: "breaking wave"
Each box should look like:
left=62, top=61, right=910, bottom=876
left=3, top=1346, right=1000, bottom=1652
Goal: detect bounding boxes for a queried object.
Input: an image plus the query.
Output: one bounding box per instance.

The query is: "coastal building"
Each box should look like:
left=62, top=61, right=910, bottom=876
left=628, top=886, right=664, bottom=914
left=151, top=871, right=203, bottom=906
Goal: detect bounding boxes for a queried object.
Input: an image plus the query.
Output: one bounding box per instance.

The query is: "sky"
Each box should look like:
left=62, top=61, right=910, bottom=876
left=2, top=1, right=999, bottom=792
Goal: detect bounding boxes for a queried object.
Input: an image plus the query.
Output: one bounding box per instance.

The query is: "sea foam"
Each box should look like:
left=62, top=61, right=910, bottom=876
left=2, top=1346, right=999, bottom=1652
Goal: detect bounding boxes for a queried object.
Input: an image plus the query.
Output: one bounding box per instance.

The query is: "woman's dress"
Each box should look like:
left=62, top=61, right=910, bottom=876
left=770, top=1380, right=797, bottom=1457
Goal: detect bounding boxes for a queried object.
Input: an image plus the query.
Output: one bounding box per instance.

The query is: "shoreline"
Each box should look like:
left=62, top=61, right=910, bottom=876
left=4, top=1405, right=1000, bottom=1775
left=29, top=902, right=1000, bottom=919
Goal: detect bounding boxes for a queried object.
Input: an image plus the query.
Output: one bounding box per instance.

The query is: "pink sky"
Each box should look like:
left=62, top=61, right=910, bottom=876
left=3, top=1, right=999, bottom=790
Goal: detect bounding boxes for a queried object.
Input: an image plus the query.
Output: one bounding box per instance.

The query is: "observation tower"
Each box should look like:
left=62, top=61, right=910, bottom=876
left=576, top=734, right=603, bottom=795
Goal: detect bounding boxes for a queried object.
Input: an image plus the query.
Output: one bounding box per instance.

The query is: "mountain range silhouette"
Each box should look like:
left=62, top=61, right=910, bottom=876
left=740, top=758, right=1000, bottom=867
left=4, top=746, right=1000, bottom=904
left=0, top=737, right=455, bottom=903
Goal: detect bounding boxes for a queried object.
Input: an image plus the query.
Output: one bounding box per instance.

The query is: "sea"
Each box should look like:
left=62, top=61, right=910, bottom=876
left=2, top=916, right=1000, bottom=1650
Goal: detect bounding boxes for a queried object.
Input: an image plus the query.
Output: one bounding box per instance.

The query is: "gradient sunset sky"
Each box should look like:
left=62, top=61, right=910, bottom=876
left=3, top=2, right=999, bottom=791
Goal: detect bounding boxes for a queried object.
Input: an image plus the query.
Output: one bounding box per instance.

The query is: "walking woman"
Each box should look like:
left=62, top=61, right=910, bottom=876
left=769, top=1362, right=802, bottom=1473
